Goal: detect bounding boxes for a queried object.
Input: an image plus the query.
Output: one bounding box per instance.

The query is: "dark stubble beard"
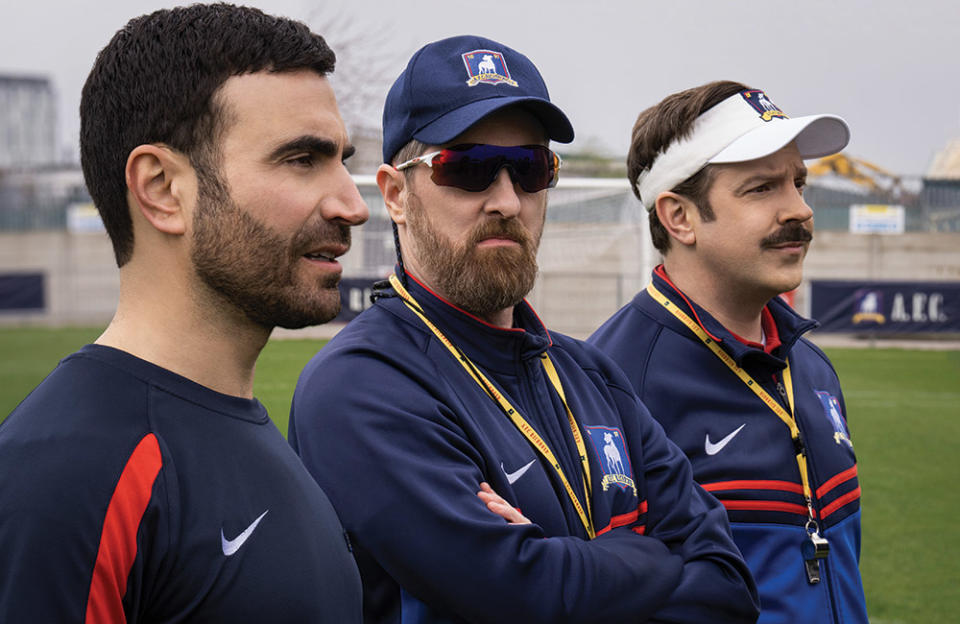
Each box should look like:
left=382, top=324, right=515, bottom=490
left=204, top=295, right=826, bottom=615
left=190, top=170, right=350, bottom=329
left=405, top=193, right=542, bottom=318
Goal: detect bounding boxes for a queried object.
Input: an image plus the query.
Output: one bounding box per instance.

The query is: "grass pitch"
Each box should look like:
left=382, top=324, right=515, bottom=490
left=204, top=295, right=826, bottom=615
left=827, top=348, right=960, bottom=623
left=0, top=326, right=325, bottom=433
left=1, top=326, right=957, bottom=623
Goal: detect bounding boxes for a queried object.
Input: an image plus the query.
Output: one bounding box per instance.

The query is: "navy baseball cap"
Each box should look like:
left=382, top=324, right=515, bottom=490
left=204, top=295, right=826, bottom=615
left=381, top=35, right=574, bottom=163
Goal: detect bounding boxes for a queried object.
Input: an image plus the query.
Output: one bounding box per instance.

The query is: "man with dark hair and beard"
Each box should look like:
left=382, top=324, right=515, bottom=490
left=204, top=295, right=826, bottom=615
left=589, top=82, right=868, bottom=623
left=0, top=5, right=367, bottom=622
left=288, top=36, right=758, bottom=624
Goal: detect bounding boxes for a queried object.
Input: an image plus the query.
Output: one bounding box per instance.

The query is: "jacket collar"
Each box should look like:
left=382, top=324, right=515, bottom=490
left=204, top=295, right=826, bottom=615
left=645, top=266, right=818, bottom=367
left=386, top=271, right=553, bottom=373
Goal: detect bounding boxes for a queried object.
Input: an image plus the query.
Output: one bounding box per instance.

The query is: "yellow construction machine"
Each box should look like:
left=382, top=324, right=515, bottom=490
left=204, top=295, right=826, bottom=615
left=807, top=153, right=903, bottom=198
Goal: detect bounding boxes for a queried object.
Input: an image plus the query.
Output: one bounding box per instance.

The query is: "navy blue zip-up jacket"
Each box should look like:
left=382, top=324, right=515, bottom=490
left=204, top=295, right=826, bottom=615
left=589, top=268, right=867, bottom=624
left=290, top=274, right=758, bottom=624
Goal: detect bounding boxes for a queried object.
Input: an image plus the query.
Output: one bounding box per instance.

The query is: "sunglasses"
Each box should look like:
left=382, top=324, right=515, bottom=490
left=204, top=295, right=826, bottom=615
left=395, top=143, right=561, bottom=193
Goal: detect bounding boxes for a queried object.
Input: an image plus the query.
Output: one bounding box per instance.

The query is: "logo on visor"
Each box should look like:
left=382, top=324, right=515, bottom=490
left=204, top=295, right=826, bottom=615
left=741, top=90, right=788, bottom=122
left=462, top=50, right=518, bottom=87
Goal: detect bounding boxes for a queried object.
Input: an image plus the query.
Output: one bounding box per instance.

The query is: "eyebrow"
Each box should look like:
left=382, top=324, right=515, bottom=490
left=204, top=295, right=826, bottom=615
left=736, top=164, right=808, bottom=190
left=268, top=136, right=354, bottom=162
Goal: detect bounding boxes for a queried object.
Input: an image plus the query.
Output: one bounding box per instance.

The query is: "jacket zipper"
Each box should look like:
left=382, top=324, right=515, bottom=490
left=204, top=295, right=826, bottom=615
left=774, top=373, right=841, bottom=624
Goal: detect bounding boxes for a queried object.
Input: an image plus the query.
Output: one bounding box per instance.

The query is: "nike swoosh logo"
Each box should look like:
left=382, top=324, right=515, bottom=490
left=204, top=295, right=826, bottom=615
left=501, top=459, right=536, bottom=485
left=221, top=510, right=269, bottom=556
left=705, top=424, right=746, bottom=456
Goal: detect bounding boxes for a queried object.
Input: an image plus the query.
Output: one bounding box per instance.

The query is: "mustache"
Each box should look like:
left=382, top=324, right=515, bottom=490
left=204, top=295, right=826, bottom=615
left=292, top=222, right=351, bottom=253
left=468, top=218, right=532, bottom=247
left=761, top=223, right=813, bottom=247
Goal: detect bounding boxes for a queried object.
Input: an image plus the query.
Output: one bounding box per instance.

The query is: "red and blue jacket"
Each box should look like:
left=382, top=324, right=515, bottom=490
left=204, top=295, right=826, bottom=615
left=589, top=267, right=867, bottom=624
left=290, top=274, right=759, bottom=624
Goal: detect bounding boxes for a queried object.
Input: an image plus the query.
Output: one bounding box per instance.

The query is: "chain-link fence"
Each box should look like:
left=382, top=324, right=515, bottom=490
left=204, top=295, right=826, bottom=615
left=2, top=171, right=958, bottom=336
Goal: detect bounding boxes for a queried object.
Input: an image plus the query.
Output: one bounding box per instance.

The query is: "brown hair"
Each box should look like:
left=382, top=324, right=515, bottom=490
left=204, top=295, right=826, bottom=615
left=627, top=80, right=751, bottom=253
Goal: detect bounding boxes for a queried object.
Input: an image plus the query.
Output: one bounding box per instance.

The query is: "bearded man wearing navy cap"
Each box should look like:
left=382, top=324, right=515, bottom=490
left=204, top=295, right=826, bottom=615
left=589, top=81, right=869, bottom=623
left=289, top=38, right=759, bottom=624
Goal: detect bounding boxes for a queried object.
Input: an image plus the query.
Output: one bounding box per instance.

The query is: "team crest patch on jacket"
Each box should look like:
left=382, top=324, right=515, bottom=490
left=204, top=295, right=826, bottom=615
left=462, top=50, right=518, bottom=87
left=815, top=391, right=854, bottom=449
left=585, top=426, right=637, bottom=496
left=741, top=89, right=788, bottom=122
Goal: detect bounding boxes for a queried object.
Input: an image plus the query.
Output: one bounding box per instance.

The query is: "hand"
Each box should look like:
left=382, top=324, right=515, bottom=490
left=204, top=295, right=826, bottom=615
left=477, top=482, right=531, bottom=525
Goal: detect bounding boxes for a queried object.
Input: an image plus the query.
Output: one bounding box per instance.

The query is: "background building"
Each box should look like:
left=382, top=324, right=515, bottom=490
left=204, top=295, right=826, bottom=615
left=0, top=74, right=57, bottom=169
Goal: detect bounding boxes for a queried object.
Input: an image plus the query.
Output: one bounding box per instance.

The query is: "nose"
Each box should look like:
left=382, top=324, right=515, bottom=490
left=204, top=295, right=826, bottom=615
left=482, top=168, right=522, bottom=219
left=782, top=185, right=813, bottom=225
left=322, top=164, right=369, bottom=226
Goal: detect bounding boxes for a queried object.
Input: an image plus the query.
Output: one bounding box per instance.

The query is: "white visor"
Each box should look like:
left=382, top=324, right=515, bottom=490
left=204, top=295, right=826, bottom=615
left=636, top=90, right=850, bottom=210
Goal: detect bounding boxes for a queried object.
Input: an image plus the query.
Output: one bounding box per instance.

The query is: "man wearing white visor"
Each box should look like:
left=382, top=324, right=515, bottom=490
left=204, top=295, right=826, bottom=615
left=590, top=81, right=868, bottom=623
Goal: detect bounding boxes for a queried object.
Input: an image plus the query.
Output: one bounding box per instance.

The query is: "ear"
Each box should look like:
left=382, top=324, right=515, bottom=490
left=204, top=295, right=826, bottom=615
left=125, top=144, right=194, bottom=236
left=377, top=163, right=407, bottom=225
left=655, top=191, right=697, bottom=247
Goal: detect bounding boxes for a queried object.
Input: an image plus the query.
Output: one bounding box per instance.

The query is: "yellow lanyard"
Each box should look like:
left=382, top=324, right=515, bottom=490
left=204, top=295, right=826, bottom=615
left=389, top=274, right=596, bottom=538
left=646, top=283, right=817, bottom=519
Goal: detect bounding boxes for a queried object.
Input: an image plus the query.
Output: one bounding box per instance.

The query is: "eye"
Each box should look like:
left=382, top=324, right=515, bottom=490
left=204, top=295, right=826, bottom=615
left=748, top=183, right=771, bottom=194
left=795, top=177, right=807, bottom=192
left=286, top=154, right=315, bottom=167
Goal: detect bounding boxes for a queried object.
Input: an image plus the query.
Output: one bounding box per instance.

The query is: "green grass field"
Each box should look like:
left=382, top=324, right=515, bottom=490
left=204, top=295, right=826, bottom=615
left=1, top=326, right=958, bottom=623
left=0, top=327, right=325, bottom=435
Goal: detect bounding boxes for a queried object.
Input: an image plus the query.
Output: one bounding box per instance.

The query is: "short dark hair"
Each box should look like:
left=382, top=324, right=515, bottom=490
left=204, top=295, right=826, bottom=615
left=627, top=80, right=750, bottom=254
left=80, top=3, right=336, bottom=266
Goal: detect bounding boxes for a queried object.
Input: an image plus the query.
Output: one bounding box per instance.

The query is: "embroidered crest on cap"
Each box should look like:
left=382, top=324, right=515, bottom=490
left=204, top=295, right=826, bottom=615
left=740, top=90, right=788, bottom=122
left=462, top=50, right=518, bottom=87
left=585, top=426, right=637, bottom=496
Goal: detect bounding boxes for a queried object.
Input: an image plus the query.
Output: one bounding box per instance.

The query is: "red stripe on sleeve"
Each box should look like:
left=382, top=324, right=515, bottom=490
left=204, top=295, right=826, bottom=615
left=702, top=479, right=804, bottom=495
left=596, top=509, right=637, bottom=536
left=819, top=486, right=861, bottom=520
left=595, top=500, right=647, bottom=537
left=720, top=499, right=809, bottom=516
left=816, top=465, right=858, bottom=500
left=630, top=501, right=648, bottom=534
left=85, top=434, right=163, bottom=624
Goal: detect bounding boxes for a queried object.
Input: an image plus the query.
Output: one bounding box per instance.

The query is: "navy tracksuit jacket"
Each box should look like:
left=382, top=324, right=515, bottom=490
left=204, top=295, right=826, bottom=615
left=290, top=274, right=758, bottom=624
left=590, top=268, right=868, bottom=624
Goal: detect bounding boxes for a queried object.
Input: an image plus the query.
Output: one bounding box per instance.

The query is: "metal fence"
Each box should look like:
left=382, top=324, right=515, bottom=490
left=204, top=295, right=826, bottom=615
left=2, top=171, right=958, bottom=336
left=802, top=181, right=960, bottom=232
left=3, top=166, right=959, bottom=233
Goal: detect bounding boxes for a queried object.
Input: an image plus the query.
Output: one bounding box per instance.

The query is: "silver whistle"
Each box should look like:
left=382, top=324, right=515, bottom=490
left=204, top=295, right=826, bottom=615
left=802, top=531, right=830, bottom=584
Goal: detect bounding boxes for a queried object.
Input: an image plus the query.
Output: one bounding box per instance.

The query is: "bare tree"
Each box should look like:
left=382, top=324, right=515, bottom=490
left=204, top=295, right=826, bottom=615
left=306, top=7, right=400, bottom=139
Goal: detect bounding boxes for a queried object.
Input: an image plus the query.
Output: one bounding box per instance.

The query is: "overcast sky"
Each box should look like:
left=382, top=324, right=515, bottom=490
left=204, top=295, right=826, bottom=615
left=2, top=0, right=958, bottom=176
